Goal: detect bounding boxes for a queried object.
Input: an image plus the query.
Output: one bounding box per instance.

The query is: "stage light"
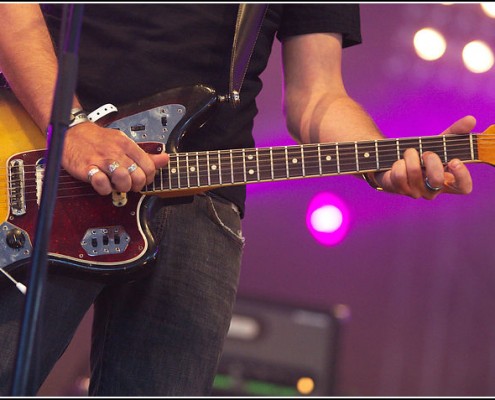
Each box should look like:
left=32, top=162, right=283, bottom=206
left=306, top=192, right=350, bottom=246
left=310, top=205, right=343, bottom=234
left=462, top=40, right=494, bottom=73
left=481, top=2, right=495, bottom=18
left=408, top=4, right=495, bottom=76
left=296, top=377, right=315, bottom=395
left=413, top=28, right=447, bottom=61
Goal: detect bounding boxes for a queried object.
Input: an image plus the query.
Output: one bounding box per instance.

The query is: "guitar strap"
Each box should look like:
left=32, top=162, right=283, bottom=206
left=225, top=3, right=268, bottom=107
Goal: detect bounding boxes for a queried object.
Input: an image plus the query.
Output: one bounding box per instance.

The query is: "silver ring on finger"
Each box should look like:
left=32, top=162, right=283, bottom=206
left=128, top=163, right=138, bottom=174
left=87, top=167, right=100, bottom=183
left=107, top=161, right=120, bottom=174
left=425, top=176, right=442, bottom=192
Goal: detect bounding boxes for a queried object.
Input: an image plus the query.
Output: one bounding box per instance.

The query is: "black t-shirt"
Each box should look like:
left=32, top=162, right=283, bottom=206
left=42, top=4, right=361, bottom=217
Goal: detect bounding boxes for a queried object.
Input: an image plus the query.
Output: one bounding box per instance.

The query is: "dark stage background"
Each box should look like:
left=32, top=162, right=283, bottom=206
left=36, top=3, right=495, bottom=396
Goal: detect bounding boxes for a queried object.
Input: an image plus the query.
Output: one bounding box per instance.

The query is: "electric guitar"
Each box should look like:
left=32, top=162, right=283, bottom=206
left=1, top=84, right=494, bottom=284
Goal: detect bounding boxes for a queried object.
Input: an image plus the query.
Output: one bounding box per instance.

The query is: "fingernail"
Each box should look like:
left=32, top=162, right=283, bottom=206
left=450, top=159, right=460, bottom=169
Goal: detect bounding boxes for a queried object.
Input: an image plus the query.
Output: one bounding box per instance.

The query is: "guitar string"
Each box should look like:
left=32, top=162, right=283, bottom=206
left=3, top=132, right=492, bottom=183
left=1, top=138, right=493, bottom=191
left=0, top=150, right=494, bottom=196
left=1, top=135, right=495, bottom=199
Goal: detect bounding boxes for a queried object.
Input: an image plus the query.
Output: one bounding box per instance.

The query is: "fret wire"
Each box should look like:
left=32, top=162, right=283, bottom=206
left=396, top=139, right=400, bottom=161
left=375, top=139, right=380, bottom=169
left=185, top=153, right=190, bottom=188
left=270, top=147, right=274, bottom=180
left=256, top=148, right=260, bottom=181
left=195, top=152, right=200, bottom=187
left=317, top=143, right=323, bottom=175
left=285, top=146, right=289, bottom=178
left=206, top=152, right=211, bottom=186
left=230, top=149, right=234, bottom=184
left=176, top=154, right=181, bottom=189
left=419, top=137, right=424, bottom=167
left=469, top=135, right=474, bottom=160
left=336, top=144, right=340, bottom=174
left=442, top=135, right=448, bottom=162
left=218, top=150, right=222, bottom=185
left=242, top=149, right=247, bottom=183
left=300, top=145, right=305, bottom=176
left=354, top=142, right=359, bottom=172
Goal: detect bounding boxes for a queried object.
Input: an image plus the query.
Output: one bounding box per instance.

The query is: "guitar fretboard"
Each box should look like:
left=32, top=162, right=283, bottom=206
left=144, top=134, right=477, bottom=193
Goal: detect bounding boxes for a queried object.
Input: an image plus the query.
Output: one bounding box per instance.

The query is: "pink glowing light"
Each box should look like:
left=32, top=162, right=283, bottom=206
left=306, top=192, right=350, bottom=246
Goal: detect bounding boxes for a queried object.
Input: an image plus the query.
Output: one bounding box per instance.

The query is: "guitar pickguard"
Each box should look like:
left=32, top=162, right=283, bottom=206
left=107, top=103, right=186, bottom=144
left=3, top=148, right=155, bottom=281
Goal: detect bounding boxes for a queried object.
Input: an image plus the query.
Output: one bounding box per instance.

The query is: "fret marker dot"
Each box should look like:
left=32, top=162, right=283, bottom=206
left=171, top=168, right=177, bottom=174
left=248, top=155, right=254, bottom=160
left=292, top=158, right=298, bottom=164
left=364, top=152, right=370, bottom=158
left=248, top=169, right=255, bottom=175
left=190, top=167, right=196, bottom=172
left=325, top=155, right=332, bottom=161
left=211, top=165, right=217, bottom=171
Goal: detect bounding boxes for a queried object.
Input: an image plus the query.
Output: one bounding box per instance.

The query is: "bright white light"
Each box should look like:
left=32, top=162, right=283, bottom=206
left=462, top=40, right=494, bottom=73
left=413, top=28, right=447, bottom=61
left=306, top=192, right=350, bottom=246
left=481, top=2, right=495, bottom=18
left=310, top=205, right=343, bottom=233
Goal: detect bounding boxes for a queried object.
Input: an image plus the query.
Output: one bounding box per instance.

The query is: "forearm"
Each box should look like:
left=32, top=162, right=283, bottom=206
left=285, top=90, right=384, bottom=145
left=0, top=3, right=80, bottom=132
left=282, top=33, right=384, bottom=145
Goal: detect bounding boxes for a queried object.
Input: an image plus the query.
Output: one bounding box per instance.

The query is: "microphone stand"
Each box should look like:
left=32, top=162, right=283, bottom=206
left=10, top=4, right=85, bottom=395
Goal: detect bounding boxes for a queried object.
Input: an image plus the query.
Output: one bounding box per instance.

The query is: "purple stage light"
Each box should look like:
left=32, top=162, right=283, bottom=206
left=306, top=191, right=350, bottom=246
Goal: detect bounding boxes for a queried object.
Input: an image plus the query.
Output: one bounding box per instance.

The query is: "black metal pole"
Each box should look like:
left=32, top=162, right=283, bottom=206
left=10, top=4, right=84, bottom=395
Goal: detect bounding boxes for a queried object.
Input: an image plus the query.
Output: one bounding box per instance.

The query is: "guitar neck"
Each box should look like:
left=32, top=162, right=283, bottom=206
left=143, top=133, right=479, bottom=193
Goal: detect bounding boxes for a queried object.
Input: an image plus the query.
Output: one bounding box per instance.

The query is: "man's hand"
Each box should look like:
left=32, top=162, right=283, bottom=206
left=374, top=115, right=476, bottom=199
left=62, top=122, right=170, bottom=195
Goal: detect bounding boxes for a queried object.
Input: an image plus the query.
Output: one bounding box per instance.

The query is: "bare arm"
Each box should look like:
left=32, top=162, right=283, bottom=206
left=282, top=33, right=383, bottom=144
left=0, top=4, right=168, bottom=195
left=0, top=3, right=71, bottom=132
left=281, top=32, right=474, bottom=198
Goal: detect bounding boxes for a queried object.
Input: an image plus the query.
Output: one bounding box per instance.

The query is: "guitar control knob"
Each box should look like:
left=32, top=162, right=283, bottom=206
left=6, top=228, right=26, bottom=249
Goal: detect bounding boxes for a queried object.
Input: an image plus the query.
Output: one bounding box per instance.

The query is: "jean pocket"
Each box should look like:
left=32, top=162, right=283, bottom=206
left=204, top=194, right=245, bottom=247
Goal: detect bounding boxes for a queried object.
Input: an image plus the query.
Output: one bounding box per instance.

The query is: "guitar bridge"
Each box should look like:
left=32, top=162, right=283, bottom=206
left=81, top=226, right=130, bottom=257
left=8, top=159, right=26, bottom=216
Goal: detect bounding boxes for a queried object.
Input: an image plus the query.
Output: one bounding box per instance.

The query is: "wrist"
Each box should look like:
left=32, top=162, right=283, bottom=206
left=69, top=107, right=90, bottom=128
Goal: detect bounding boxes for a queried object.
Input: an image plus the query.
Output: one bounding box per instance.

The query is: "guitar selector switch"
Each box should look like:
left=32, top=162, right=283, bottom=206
left=81, top=226, right=130, bottom=257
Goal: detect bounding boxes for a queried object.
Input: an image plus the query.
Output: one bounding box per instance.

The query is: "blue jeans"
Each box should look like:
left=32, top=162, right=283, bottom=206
left=0, top=193, right=244, bottom=395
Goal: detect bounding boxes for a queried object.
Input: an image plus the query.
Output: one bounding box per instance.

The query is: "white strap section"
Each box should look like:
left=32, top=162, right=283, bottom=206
left=88, top=103, right=118, bottom=122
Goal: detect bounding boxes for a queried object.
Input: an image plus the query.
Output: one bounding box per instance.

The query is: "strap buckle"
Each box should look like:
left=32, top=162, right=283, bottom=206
left=218, top=90, right=240, bottom=107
